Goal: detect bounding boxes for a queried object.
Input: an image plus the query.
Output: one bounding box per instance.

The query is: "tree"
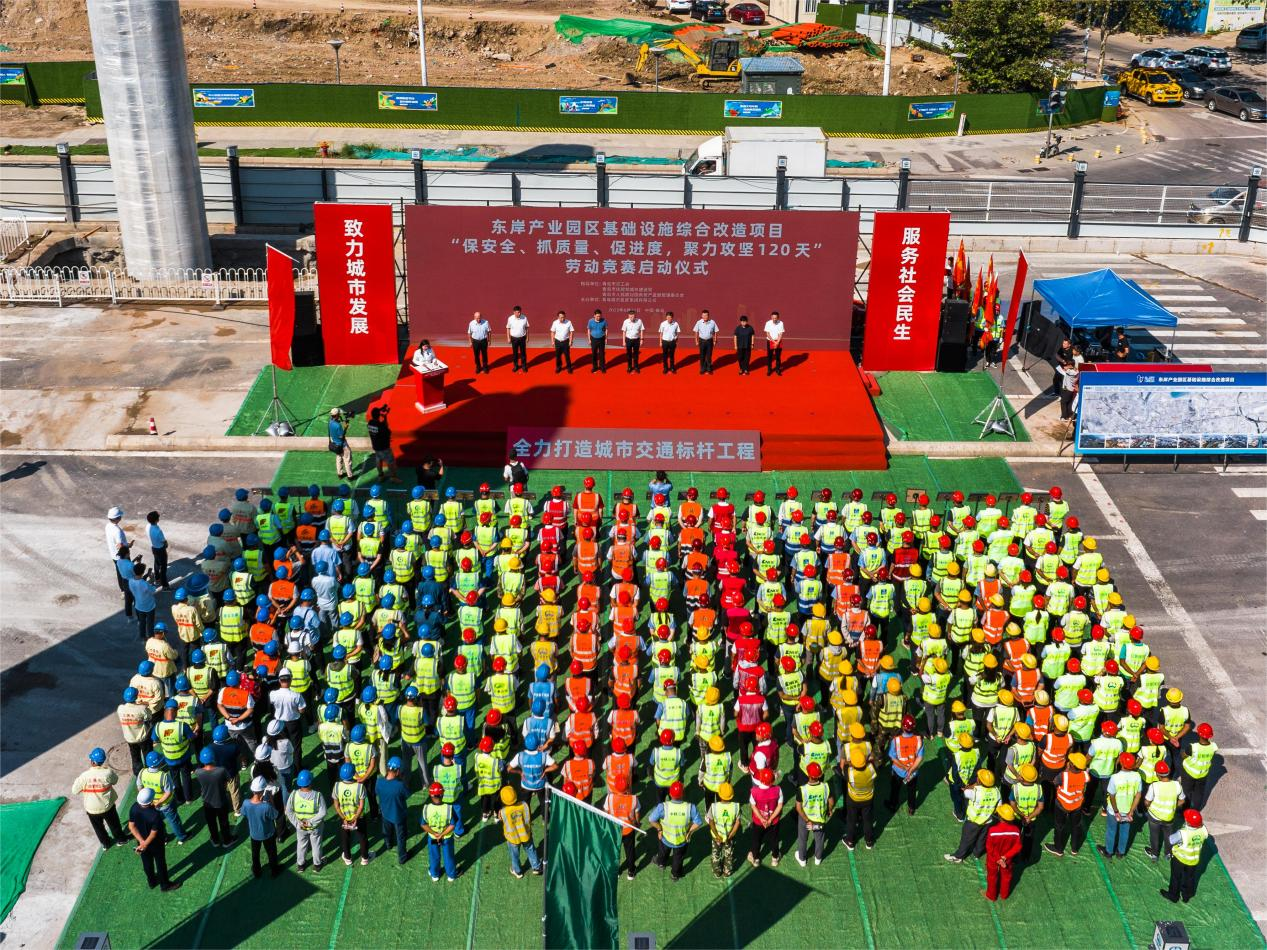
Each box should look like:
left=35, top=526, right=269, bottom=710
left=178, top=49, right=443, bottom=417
left=939, top=0, right=1063, bottom=94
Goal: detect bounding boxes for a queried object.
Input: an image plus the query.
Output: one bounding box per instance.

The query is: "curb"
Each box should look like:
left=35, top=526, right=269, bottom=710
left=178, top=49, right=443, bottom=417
left=888, top=440, right=1072, bottom=459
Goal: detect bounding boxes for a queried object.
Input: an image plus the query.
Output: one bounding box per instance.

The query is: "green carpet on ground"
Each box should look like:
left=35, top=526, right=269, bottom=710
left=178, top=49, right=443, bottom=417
left=872, top=372, right=1029, bottom=443
left=226, top=365, right=401, bottom=438
left=1, top=798, right=64, bottom=921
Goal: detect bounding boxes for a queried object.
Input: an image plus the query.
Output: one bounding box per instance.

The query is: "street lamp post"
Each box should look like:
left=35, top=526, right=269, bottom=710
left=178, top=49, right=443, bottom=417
left=881, top=0, right=895, bottom=96
left=328, top=38, right=345, bottom=84
left=651, top=46, right=666, bottom=91
left=951, top=51, right=967, bottom=95
left=415, top=0, right=428, bottom=86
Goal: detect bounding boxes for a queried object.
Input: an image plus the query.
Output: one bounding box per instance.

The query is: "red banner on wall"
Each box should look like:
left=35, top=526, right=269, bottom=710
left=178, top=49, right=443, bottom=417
left=507, top=427, right=761, bottom=471
left=266, top=244, right=295, bottom=371
left=404, top=206, right=861, bottom=349
left=314, top=202, right=398, bottom=365
left=1000, top=251, right=1028, bottom=374
left=861, top=211, right=950, bottom=372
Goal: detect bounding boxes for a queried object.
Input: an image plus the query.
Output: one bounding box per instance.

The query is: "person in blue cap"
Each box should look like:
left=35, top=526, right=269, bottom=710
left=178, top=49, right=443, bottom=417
left=210, top=723, right=245, bottom=815
left=285, top=769, right=328, bottom=872
left=151, top=699, right=195, bottom=803
left=137, top=750, right=188, bottom=844
left=73, top=747, right=128, bottom=850
left=117, top=685, right=154, bottom=774
left=328, top=407, right=355, bottom=482
left=332, top=761, right=372, bottom=866
left=377, top=756, right=410, bottom=864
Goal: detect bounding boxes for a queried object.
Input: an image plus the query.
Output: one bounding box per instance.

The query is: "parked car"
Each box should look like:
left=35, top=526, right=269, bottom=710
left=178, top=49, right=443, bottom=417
left=1206, top=86, right=1267, bottom=120
left=1119, top=67, right=1183, bottom=106
left=1167, top=67, right=1213, bottom=99
left=690, top=0, right=727, bottom=21
left=1186, top=185, right=1266, bottom=224
left=1235, top=22, right=1266, bottom=52
left=728, top=2, right=766, bottom=24
left=1183, top=45, right=1231, bottom=73
left=666, top=0, right=693, bottom=12
left=1130, top=48, right=1186, bottom=69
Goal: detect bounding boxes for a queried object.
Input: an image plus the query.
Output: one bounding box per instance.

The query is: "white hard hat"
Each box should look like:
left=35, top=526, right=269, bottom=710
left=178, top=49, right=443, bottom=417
left=136, top=787, right=155, bottom=805
left=254, top=743, right=272, bottom=762
left=108, top=506, right=124, bottom=520
left=250, top=776, right=268, bottom=793
left=266, top=719, right=284, bottom=736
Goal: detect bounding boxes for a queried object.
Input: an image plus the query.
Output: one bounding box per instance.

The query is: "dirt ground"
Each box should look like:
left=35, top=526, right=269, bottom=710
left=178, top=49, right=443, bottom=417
left=0, top=0, right=956, bottom=95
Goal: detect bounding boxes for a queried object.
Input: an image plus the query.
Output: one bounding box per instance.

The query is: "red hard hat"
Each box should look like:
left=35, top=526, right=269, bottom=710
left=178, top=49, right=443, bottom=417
left=1104, top=659, right=1119, bottom=674
left=492, top=656, right=506, bottom=672
left=610, top=774, right=627, bottom=792
left=901, top=530, right=914, bottom=544
left=1147, top=727, right=1165, bottom=745
left=453, top=654, right=467, bottom=669
left=1052, top=628, right=1065, bottom=641
left=462, top=628, right=476, bottom=643
left=655, top=597, right=669, bottom=611
left=1077, top=688, right=1094, bottom=704
left=804, top=564, right=817, bottom=578
left=985, top=494, right=997, bottom=506
left=441, top=742, right=455, bottom=757
left=809, top=721, right=823, bottom=738
left=894, top=512, right=906, bottom=525
left=716, top=487, right=729, bottom=500
left=660, top=729, right=674, bottom=745
left=687, top=486, right=698, bottom=499
left=806, top=763, right=823, bottom=779
left=1007, top=543, right=1020, bottom=557
left=799, top=695, right=815, bottom=711
left=756, top=722, right=772, bottom=740
left=443, top=696, right=457, bottom=712
left=1019, top=570, right=1032, bottom=583
left=1155, top=761, right=1170, bottom=775
left=973, top=540, right=986, bottom=553
left=1100, top=720, right=1117, bottom=736
left=583, top=476, right=595, bottom=488
left=563, top=781, right=578, bottom=797
left=772, top=594, right=786, bottom=608
left=575, top=695, right=590, bottom=712
left=1118, top=752, right=1136, bottom=770
left=780, top=656, right=796, bottom=672
left=570, top=660, right=583, bottom=676
left=571, top=738, right=587, bottom=754
left=669, top=781, right=684, bottom=800
left=963, top=515, right=975, bottom=528
left=902, top=714, right=916, bottom=731
left=930, top=514, right=942, bottom=527
left=787, top=486, right=799, bottom=499
left=1033, top=595, right=1046, bottom=608
left=764, top=540, right=776, bottom=554
left=461, top=557, right=473, bottom=571
left=657, top=649, right=671, bottom=663
left=1066, top=515, right=1079, bottom=530
left=755, top=512, right=767, bottom=524
left=998, top=516, right=1010, bottom=529
left=429, top=782, right=444, bottom=797
left=622, top=487, right=633, bottom=498
left=918, top=493, right=929, bottom=505
left=617, top=693, right=632, bottom=709
left=1049, top=486, right=1062, bottom=500
left=612, top=737, right=628, bottom=753
left=479, top=736, right=494, bottom=752
left=1056, top=566, right=1070, bottom=580
left=1126, top=699, right=1143, bottom=716
left=757, top=768, right=775, bottom=785
left=1196, top=722, right=1214, bottom=739
left=952, top=490, right=964, bottom=503
left=1073, top=596, right=1087, bottom=610
left=1130, top=627, right=1144, bottom=641
left=487, top=708, right=502, bottom=725
left=1184, top=809, right=1201, bottom=828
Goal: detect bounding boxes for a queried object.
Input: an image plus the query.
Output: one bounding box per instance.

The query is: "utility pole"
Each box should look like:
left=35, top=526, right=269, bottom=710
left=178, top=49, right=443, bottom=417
left=881, top=0, right=895, bottom=96
left=416, top=0, right=428, bottom=85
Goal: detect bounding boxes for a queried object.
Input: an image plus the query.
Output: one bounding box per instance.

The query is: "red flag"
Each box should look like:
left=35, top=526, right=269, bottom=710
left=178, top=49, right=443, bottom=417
left=951, top=239, right=967, bottom=290
left=1000, top=251, right=1028, bottom=374
left=266, top=245, right=296, bottom=371
left=970, top=270, right=983, bottom=318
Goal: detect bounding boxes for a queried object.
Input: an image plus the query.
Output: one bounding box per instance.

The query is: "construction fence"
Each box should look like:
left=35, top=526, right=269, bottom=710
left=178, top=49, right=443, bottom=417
left=0, top=265, right=318, bottom=307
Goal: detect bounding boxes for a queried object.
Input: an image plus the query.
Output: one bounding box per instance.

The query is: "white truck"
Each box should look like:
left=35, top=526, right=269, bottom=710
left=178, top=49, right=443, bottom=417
left=683, top=126, right=828, bottom=177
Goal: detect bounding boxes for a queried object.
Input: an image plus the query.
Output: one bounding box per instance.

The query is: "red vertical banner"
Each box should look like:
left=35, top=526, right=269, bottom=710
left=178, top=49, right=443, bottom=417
left=314, top=202, right=398, bottom=365
left=266, top=244, right=296, bottom=371
left=1000, top=251, right=1028, bottom=374
left=861, top=211, right=950, bottom=372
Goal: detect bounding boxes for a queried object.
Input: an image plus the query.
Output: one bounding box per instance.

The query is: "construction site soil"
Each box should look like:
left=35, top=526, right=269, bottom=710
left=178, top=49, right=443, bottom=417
left=1, top=0, right=956, bottom=96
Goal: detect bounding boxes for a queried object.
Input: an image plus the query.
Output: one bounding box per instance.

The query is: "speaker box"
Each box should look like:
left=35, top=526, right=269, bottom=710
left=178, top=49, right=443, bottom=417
left=936, top=299, right=971, bottom=373
left=292, top=292, right=325, bottom=367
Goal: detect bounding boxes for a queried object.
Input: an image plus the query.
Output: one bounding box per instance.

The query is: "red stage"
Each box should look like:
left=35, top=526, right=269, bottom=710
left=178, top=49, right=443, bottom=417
left=378, top=345, right=887, bottom=470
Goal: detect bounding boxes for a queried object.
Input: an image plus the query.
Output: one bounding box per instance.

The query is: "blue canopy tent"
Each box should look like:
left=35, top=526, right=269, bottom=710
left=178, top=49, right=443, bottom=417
left=1028, top=268, right=1180, bottom=364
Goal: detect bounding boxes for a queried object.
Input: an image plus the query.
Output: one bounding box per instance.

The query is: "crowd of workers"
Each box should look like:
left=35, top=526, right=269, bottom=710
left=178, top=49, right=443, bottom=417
left=77, top=477, right=1217, bottom=905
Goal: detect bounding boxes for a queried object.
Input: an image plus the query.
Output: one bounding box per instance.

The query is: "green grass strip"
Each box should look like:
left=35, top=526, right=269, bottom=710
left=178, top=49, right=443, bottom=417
left=328, top=864, right=353, bottom=950
left=1091, top=847, right=1137, bottom=950
left=973, top=857, right=1007, bottom=950
left=191, top=852, right=230, bottom=950
left=917, top=373, right=958, bottom=441
left=465, top=825, right=486, bottom=950
left=846, top=847, right=876, bottom=950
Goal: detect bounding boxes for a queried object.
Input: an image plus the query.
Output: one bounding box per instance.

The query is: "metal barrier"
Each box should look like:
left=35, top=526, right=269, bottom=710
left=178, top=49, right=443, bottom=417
left=0, top=217, right=30, bottom=257
left=0, top=265, right=318, bottom=306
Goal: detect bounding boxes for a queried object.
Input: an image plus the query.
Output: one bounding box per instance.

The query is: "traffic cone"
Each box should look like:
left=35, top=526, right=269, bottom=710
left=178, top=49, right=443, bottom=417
left=148, top=417, right=158, bottom=436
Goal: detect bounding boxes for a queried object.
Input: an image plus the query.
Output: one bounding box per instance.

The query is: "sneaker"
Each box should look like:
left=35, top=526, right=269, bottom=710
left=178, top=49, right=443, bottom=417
left=670, top=873, right=682, bottom=882
left=865, top=841, right=874, bottom=851
left=1043, top=844, right=1063, bottom=857
left=344, top=856, right=354, bottom=866
left=795, top=853, right=807, bottom=867
left=313, top=863, right=323, bottom=873
left=1159, top=889, right=1177, bottom=903
left=1070, top=850, right=1080, bottom=857
left=296, top=864, right=306, bottom=873
left=160, top=882, right=183, bottom=892
left=446, top=876, right=456, bottom=884
left=533, top=866, right=544, bottom=876
left=814, top=856, right=823, bottom=866
left=770, top=855, right=780, bottom=867
left=624, top=872, right=634, bottom=881
left=360, top=857, right=370, bottom=866
left=845, top=840, right=856, bottom=852
left=943, top=854, right=962, bottom=863
left=747, top=855, right=759, bottom=868
left=1144, top=848, right=1159, bottom=861
left=430, top=875, right=441, bottom=883
left=1096, top=846, right=1111, bottom=859
left=511, top=870, right=524, bottom=879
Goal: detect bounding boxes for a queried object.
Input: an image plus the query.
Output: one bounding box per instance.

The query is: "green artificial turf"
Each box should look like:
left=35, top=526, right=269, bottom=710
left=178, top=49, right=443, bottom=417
left=871, top=372, right=1030, bottom=443
left=226, top=366, right=402, bottom=438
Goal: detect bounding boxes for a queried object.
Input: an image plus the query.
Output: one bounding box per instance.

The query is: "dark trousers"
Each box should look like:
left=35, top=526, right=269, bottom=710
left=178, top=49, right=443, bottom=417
left=661, top=340, right=676, bottom=373
left=115, top=562, right=134, bottom=617
left=382, top=817, right=408, bottom=863
left=625, top=339, right=641, bottom=372
left=1019, top=819, right=1036, bottom=860
left=844, top=798, right=874, bottom=847
left=1180, top=772, right=1209, bottom=812
left=340, top=818, right=370, bottom=860
left=1059, top=389, right=1076, bottom=420
left=472, top=338, right=489, bottom=372
left=656, top=840, right=686, bottom=877
left=621, top=832, right=637, bottom=875
left=1052, top=806, right=1084, bottom=853
left=766, top=344, right=782, bottom=375
left=284, top=719, right=304, bottom=766
left=152, top=546, right=169, bottom=589
left=89, top=809, right=126, bottom=848
left=128, top=740, right=152, bottom=775
left=554, top=341, right=572, bottom=373
left=140, top=840, right=172, bottom=888
left=510, top=336, right=528, bottom=371
left=952, top=820, right=989, bottom=859
left=750, top=821, right=780, bottom=859
left=204, top=804, right=232, bottom=846
left=1166, top=857, right=1198, bottom=902
left=699, top=339, right=714, bottom=373
left=590, top=338, right=606, bottom=372
left=250, top=835, right=280, bottom=875
left=737, top=346, right=751, bottom=374
left=886, top=773, right=917, bottom=812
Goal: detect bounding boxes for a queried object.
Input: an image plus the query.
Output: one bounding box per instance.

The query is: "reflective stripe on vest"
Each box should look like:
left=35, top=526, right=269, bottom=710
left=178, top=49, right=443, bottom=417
left=1148, top=781, right=1181, bottom=822
left=1183, top=742, right=1216, bottom=779
left=801, top=782, right=830, bottom=824
left=1172, top=825, right=1206, bottom=866
left=967, top=785, right=1000, bottom=825
left=661, top=801, right=692, bottom=847
left=653, top=746, right=681, bottom=787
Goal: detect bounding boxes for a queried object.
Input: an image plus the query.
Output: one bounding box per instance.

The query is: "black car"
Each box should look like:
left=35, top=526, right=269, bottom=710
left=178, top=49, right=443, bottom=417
left=1206, top=85, right=1267, bottom=120
left=1167, top=67, right=1212, bottom=99
left=690, top=0, right=727, bottom=21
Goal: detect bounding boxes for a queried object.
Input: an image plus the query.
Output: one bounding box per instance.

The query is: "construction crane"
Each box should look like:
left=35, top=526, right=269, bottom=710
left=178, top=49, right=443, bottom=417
left=636, top=35, right=742, bottom=84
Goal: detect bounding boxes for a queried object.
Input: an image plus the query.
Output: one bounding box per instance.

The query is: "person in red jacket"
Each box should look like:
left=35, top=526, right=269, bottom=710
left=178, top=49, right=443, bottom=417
left=983, top=803, right=1023, bottom=901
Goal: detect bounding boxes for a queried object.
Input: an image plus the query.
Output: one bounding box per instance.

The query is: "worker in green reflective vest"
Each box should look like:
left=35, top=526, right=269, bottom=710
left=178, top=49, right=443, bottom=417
left=648, top=781, right=702, bottom=882
left=1161, top=809, right=1208, bottom=904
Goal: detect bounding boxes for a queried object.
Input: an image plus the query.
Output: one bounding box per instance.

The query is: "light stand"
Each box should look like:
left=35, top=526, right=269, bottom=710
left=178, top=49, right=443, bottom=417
left=265, top=364, right=297, bottom=436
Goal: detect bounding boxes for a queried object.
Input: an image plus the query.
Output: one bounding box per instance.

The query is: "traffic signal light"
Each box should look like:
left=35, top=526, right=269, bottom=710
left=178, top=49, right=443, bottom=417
left=1049, top=89, right=1066, bottom=112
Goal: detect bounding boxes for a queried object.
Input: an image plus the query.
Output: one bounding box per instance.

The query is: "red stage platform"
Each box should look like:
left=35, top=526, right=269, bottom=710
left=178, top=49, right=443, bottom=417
left=378, top=345, right=887, bottom=470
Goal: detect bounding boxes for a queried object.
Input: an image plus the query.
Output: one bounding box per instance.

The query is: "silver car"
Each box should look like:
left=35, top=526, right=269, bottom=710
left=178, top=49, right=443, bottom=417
left=1186, top=186, right=1265, bottom=225
left=1206, top=86, right=1267, bottom=121
left=1184, top=46, right=1231, bottom=73
left=1131, top=48, right=1186, bottom=69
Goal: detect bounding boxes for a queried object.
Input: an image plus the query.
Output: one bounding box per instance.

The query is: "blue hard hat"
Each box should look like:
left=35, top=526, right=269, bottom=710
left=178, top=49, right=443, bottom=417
left=278, top=486, right=290, bottom=499
left=226, top=671, right=241, bottom=687
left=324, top=704, right=340, bottom=721
left=421, top=593, right=435, bottom=607
left=404, top=686, right=419, bottom=699
left=175, top=675, right=190, bottom=691
left=382, top=624, right=396, bottom=641
left=222, top=590, right=235, bottom=603
left=387, top=756, right=403, bottom=771
left=218, top=508, right=232, bottom=522
left=233, top=557, right=247, bottom=571
left=332, top=645, right=347, bottom=661
left=199, top=747, right=215, bottom=765
left=421, top=643, right=435, bottom=658
left=383, top=569, right=396, bottom=584
left=301, top=588, right=315, bottom=601
left=341, top=584, right=355, bottom=599
left=319, top=529, right=332, bottom=542
left=89, top=747, right=106, bottom=765
left=401, top=520, right=415, bottom=535
left=378, top=655, right=392, bottom=671
left=174, top=587, right=188, bottom=602
left=339, top=611, right=353, bottom=626
left=145, top=751, right=162, bottom=768
left=338, top=484, right=350, bottom=497
left=191, top=649, right=206, bottom=665
left=296, top=770, right=313, bottom=788
left=412, top=486, right=424, bottom=500
left=276, top=565, right=289, bottom=579
left=256, top=608, right=271, bottom=622
left=123, top=686, right=138, bottom=702
left=244, top=534, right=260, bottom=548
left=255, top=664, right=268, bottom=676
left=138, top=661, right=154, bottom=676
left=154, top=622, right=167, bottom=633
left=288, top=616, right=302, bottom=630
left=309, top=484, right=321, bottom=497
left=445, top=486, right=457, bottom=499
left=273, top=546, right=286, bottom=560
left=332, top=499, right=345, bottom=513
left=323, top=686, right=339, bottom=703
left=164, top=698, right=178, bottom=710
left=213, top=724, right=230, bottom=742
left=357, top=563, right=370, bottom=577
left=363, top=504, right=375, bottom=519
left=264, top=641, right=278, bottom=657
left=532, top=700, right=546, bottom=717
left=381, top=593, right=395, bottom=608
left=203, top=546, right=217, bottom=560
left=259, top=498, right=272, bottom=512
left=361, top=685, right=377, bottom=703
left=339, top=762, right=356, bottom=781
left=350, top=724, right=367, bottom=743
left=370, top=484, right=382, bottom=499
left=433, top=514, right=446, bottom=527
left=429, top=536, right=442, bottom=549
left=255, top=594, right=270, bottom=608
left=524, top=736, right=540, bottom=752
left=536, top=664, right=549, bottom=681
left=416, top=622, right=432, bottom=640
left=394, top=534, right=407, bottom=548
left=236, top=488, right=249, bottom=501
left=202, top=629, right=218, bottom=643
left=209, top=523, right=223, bottom=537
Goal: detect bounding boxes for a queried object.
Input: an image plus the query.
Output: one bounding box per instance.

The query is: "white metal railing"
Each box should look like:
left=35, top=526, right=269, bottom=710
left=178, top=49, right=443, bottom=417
left=0, top=217, right=31, bottom=257
left=0, top=265, right=318, bottom=306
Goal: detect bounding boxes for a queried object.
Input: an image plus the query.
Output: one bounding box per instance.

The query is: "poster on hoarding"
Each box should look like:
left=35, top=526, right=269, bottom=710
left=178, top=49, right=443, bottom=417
left=724, top=99, right=783, bottom=119
left=378, top=91, right=438, bottom=111
left=0, top=67, right=25, bottom=85
left=192, top=87, right=256, bottom=108
left=560, top=95, right=618, bottom=115
left=908, top=101, right=955, bottom=121
left=313, top=203, right=398, bottom=365
left=860, top=211, right=950, bottom=372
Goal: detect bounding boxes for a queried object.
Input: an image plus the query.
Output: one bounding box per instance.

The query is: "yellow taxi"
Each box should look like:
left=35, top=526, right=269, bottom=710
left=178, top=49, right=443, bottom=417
left=1119, top=67, right=1183, bottom=106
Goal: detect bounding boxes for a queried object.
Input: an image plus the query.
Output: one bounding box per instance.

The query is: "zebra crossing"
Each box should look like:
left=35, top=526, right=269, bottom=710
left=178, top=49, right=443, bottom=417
left=1024, top=255, right=1266, bottom=370
left=1115, top=142, right=1267, bottom=183
left=1216, top=470, right=1267, bottom=522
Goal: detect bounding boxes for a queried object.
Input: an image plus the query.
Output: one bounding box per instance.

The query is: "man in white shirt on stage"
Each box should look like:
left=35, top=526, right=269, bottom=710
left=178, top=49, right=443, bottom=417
left=693, top=310, right=719, bottom=375
left=506, top=306, right=530, bottom=373
left=467, top=311, right=491, bottom=374
left=621, top=310, right=645, bottom=375
left=658, top=312, right=680, bottom=375
left=764, top=311, right=785, bottom=377
left=550, top=311, right=575, bottom=375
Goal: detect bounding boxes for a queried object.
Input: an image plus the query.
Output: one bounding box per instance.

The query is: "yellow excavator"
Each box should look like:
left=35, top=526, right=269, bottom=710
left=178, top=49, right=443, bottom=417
left=636, top=35, right=742, bottom=84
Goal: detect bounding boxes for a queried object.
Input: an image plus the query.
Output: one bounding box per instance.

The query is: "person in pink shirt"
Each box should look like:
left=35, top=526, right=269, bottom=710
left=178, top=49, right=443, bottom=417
left=749, top=768, right=784, bottom=867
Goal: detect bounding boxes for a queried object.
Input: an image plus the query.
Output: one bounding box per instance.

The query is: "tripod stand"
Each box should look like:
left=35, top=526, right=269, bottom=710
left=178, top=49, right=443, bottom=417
left=265, top=365, right=297, bottom=437
left=973, top=392, right=1015, bottom=439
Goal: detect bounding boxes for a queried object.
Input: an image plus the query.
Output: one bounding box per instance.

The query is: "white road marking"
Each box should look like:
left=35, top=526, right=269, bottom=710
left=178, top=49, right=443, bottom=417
left=1252, top=510, right=1267, bottom=522
left=1075, top=468, right=1266, bottom=765
left=1180, top=317, right=1246, bottom=325
left=1231, top=486, right=1267, bottom=498
left=1168, top=306, right=1234, bottom=313
left=1163, top=343, right=1267, bottom=350
left=1149, top=294, right=1219, bottom=302
left=1127, top=330, right=1260, bottom=337
left=1217, top=468, right=1267, bottom=476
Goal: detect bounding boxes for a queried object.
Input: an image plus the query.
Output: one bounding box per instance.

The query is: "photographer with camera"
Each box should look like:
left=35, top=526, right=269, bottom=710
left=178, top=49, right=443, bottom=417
left=366, top=406, right=398, bottom=483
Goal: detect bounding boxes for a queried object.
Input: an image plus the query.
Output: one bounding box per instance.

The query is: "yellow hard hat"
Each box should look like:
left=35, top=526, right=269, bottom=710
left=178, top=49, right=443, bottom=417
left=933, top=658, right=948, bottom=674
left=1124, top=613, right=1136, bottom=627
left=947, top=562, right=962, bottom=577
left=1021, top=653, right=1037, bottom=670
left=849, top=722, right=866, bottom=740
left=983, top=654, right=998, bottom=670
left=1013, top=722, right=1031, bottom=740
left=694, top=626, right=710, bottom=641
left=827, top=630, right=843, bottom=646
left=909, top=564, right=923, bottom=578
left=1019, top=764, right=1038, bottom=783
left=500, top=785, right=517, bottom=805
left=958, top=733, right=974, bottom=750
left=928, top=624, right=943, bottom=639
left=500, top=538, right=512, bottom=549
left=1067, top=752, right=1088, bottom=770
left=1034, top=690, right=1050, bottom=706
left=1053, top=714, right=1069, bottom=732
left=718, top=782, right=734, bottom=802
left=998, top=689, right=1014, bottom=706
left=838, top=660, right=853, bottom=676
left=850, top=750, right=867, bottom=769
left=507, top=556, right=522, bottom=570
left=1083, top=537, right=1097, bottom=551
left=971, top=628, right=986, bottom=644
left=1096, top=568, right=1111, bottom=583
left=990, top=593, right=1005, bottom=608
left=886, top=678, right=902, bottom=694
left=977, top=769, right=995, bottom=788
left=957, top=589, right=972, bottom=603
left=1108, top=592, right=1123, bottom=606
left=708, top=734, right=725, bottom=753
left=704, top=686, right=720, bottom=705
left=984, top=563, right=998, bottom=577
left=996, top=803, right=1015, bottom=822
left=843, top=690, right=858, bottom=705
left=879, top=655, right=895, bottom=671
left=694, top=655, right=709, bottom=671
left=916, top=597, right=932, bottom=613
left=501, top=593, right=515, bottom=607
left=950, top=700, right=967, bottom=715
left=1166, top=688, right=1183, bottom=704
left=812, top=603, right=827, bottom=619
left=1005, top=622, right=1021, bottom=638
left=1145, top=656, right=1160, bottom=672
left=493, top=618, right=509, bottom=632
left=541, top=588, right=556, bottom=603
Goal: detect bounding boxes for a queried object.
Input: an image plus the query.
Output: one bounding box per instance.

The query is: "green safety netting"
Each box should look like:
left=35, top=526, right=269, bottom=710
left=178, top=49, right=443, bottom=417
left=1, top=798, right=64, bottom=921
left=555, top=15, right=685, bottom=47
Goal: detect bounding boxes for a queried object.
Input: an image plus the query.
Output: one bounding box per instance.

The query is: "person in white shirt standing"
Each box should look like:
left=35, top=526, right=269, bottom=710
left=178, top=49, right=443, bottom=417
left=693, top=310, right=719, bottom=375
left=658, top=311, right=680, bottom=375
left=506, top=306, right=530, bottom=373
left=467, top=312, right=491, bottom=374
left=107, top=506, right=135, bottom=617
left=764, top=311, right=785, bottom=377
left=146, top=510, right=169, bottom=591
left=621, top=310, right=645, bottom=374
left=550, top=311, right=575, bottom=375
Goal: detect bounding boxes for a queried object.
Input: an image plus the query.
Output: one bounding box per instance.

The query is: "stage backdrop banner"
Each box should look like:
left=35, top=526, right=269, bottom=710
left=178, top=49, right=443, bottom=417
left=405, top=205, right=860, bottom=349
left=861, top=211, right=950, bottom=372
left=266, top=244, right=296, bottom=371
left=508, top=427, right=761, bottom=472
left=314, top=202, right=398, bottom=365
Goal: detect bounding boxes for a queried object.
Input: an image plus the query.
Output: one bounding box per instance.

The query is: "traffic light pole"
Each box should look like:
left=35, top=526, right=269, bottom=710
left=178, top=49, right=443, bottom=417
left=1044, top=110, right=1055, bottom=158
